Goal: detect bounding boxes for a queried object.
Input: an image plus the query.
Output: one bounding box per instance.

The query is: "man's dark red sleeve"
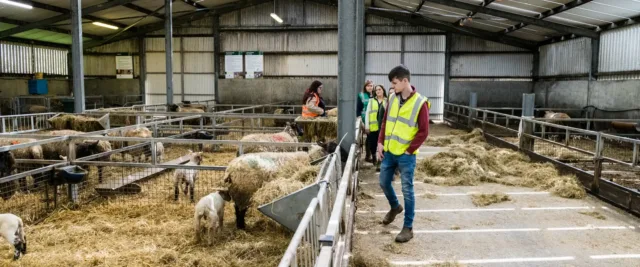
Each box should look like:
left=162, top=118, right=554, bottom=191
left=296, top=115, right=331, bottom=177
left=405, top=102, right=429, bottom=154
left=377, top=104, right=389, bottom=145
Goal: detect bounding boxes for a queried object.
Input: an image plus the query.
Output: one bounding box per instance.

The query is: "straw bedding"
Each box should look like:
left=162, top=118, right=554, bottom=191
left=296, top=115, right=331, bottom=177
left=470, top=193, right=511, bottom=207
left=419, top=128, right=586, bottom=199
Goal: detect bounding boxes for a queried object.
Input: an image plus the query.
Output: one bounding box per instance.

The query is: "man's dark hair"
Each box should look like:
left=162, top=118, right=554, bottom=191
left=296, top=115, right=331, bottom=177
left=388, top=65, right=411, bottom=82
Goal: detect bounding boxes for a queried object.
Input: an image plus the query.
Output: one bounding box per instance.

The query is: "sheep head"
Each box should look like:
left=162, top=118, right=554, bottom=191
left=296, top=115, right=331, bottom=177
left=168, top=104, right=180, bottom=112
left=188, top=150, right=203, bottom=165
left=218, top=190, right=231, bottom=201
left=75, top=140, right=106, bottom=159
left=0, top=151, right=16, bottom=174
left=284, top=122, right=304, bottom=137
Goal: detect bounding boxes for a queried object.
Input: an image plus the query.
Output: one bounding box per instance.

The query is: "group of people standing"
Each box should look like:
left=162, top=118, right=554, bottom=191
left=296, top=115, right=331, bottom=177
left=300, top=65, right=430, bottom=243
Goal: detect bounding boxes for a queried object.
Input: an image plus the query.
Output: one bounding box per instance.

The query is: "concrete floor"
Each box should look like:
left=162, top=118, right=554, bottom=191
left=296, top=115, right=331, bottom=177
left=352, top=124, right=640, bottom=267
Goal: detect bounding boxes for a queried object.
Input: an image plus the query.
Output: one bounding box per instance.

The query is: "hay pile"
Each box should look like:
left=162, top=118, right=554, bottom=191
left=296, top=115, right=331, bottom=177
left=48, top=115, right=106, bottom=132
left=101, top=109, right=135, bottom=126
left=351, top=254, right=389, bottom=267
left=326, top=108, right=338, bottom=117
left=418, top=130, right=586, bottom=199
left=424, top=128, right=485, bottom=147
left=5, top=201, right=292, bottom=267
left=470, top=193, right=511, bottom=207
left=295, top=116, right=338, bottom=142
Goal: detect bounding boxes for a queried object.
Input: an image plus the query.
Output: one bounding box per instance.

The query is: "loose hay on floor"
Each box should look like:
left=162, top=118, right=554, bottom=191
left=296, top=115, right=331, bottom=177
left=424, top=128, right=485, bottom=147
left=470, top=193, right=511, bottom=207
left=579, top=211, right=607, bottom=220
left=418, top=129, right=586, bottom=199
left=4, top=201, right=292, bottom=267
left=351, top=253, right=390, bottom=267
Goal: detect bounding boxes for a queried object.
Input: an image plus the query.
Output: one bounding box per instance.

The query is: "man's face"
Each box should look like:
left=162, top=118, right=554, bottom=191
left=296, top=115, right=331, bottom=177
left=390, top=78, right=409, bottom=93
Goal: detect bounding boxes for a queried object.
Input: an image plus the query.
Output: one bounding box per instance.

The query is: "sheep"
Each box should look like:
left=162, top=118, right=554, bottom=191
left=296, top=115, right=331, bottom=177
left=237, top=122, right=303, bottom=156
left=194, top=190, right=231, bottom=245
left=155, top=142, right=165, bottom=163
left=168, top=104, right=209, bottom=126
left=107, top=127, right=160, bottom=163
left=174, top=151, right=203, bottom=202
left=23, top=105, right=47, bottom=114
left=0, top=139, right=44, bottom=191
left=0, top=213, right=27, bottom=260
left=543, top=111, right=571, bottom=142
left=0, top=152, right=17, bottom=200
left=223, top=147, right=330, bottom=229
left=326, top=108, right=338, bottom=117
left=45, top=130, right=112, bottom=184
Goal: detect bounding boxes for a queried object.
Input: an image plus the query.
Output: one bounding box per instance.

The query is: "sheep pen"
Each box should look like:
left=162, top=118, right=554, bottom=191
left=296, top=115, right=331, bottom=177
left=419, top=128, right=586, bottom=199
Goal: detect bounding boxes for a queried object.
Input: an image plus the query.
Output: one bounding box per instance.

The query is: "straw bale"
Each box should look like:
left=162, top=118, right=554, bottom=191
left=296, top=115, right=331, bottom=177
left=295, top=116, right=338, bottom=142
left=48, top=115, right=106, bottom=132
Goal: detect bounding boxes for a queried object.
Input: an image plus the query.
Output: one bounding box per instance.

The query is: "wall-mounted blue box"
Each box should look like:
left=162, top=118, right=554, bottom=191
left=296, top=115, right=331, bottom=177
left=28, top=80, right=48, bottom=95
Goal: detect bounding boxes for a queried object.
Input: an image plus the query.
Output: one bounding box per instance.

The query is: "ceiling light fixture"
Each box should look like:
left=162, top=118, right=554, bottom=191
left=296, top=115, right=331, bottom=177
left=0, top=0, right=33, bottom=9
left=270, top=1, right=283, bottom=24
left=92, top=21, right=119, bottom=30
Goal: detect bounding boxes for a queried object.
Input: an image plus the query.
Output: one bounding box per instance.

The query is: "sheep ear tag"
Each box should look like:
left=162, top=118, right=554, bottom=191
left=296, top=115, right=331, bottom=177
left=257, top=183, right=320, bottom=232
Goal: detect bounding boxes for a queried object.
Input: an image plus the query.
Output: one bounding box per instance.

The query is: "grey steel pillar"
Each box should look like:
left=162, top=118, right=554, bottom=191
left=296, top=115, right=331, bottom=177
left=338, top=0, right=358, bottom=151
left=468, top=92, right=477, bottom=128
left=213, top=14, right=221, bottom=104
left=165, top=0, right=174, bottom=105
left=519, top=93, right=535, bottom=151
left=70, top=0, right=85, bottom=113
left=356, top=0, right=365, bottom=88
left=138, top=37, right=147, bottom=104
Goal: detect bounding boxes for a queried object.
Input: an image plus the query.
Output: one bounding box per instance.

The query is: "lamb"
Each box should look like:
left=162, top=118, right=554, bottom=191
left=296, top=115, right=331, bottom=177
left=0, top=213, right=27, bottom=260
left=155, top=142, right=165, bottom=163
left=223, top=147, right=329, bottom=229
left=543, top=111, right=571, bottom=142
left=174, top=151, right=203, bottom=202
left=0, top=152, right=17, bottom=200
left=0, top=139, right=44, bottom=191
left=107, top=127, right=160, bottom=163
left=194, top=190, right=231, bottom=245
left=237, top=122, right=303, bottom=156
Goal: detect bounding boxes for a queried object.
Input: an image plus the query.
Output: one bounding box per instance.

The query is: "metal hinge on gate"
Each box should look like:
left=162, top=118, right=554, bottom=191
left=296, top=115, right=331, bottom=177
left=319, top=234, right=334, bottom=247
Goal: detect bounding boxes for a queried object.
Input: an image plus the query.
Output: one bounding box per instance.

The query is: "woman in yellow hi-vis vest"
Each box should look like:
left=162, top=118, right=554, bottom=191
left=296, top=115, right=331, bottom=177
left=364, top=84, right=387, bottom=171
left=376, top=65, right=429, bottom=243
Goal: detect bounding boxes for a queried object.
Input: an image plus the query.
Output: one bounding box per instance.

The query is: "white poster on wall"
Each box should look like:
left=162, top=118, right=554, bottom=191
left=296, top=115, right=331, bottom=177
left=115, top=56, right=134, bottom=79
left=245, top=51, right=263, bottom=79
left=224, top=52, right=244, bottom=79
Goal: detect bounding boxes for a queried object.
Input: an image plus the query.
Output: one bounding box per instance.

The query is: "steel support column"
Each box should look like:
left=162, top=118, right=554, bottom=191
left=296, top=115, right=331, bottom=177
left=356, top=0, right=365, bottom=89
left=139, top=37, right=147, bottom=104
left=213, top=14, right=221, bottom=104
left=338, top=0, right=357, bottom=151
left=519, top=94, right=535, bottom=151
left=165, top=0, right=174, bottom=105
left=444, top=33, right=451, bottom=104
left=590, top=38, right=599, bottom=81
left=70, top=0, right=85, bottom=113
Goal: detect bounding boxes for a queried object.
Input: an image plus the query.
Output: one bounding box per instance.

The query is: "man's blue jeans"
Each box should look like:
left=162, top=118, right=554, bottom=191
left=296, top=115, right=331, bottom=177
left=379, top=151, right=416, bottom=229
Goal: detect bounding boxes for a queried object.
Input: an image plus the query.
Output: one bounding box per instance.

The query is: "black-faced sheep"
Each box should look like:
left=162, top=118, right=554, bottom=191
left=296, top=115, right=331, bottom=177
left=169, top=104, right=209, bottom=126
left=223, top=146, right=328, bottom=230
left=174, top=151, right=203, bottom=202
left=0, top=152, right=17, bottom=200
left=194, top=190, right=230, bottom=245
left=45, top=130, right=112, bottom=183
left=0, top=213, right=27, bottom=260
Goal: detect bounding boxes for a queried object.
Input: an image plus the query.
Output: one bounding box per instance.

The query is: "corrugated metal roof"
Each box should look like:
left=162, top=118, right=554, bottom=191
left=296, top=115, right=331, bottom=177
left=452, top=34, right=527, bottom=51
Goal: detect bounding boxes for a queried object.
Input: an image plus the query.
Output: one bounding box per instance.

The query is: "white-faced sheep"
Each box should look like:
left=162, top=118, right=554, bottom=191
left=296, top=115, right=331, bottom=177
left=237, top=122, right=303, bottom=156
left=107, top=127, right=162, bottom=163
left=542, top=111, right=571, bottom=142
left=0, top=139, right=44, bottom=191
left=194, top=190, right=231, bottom=245
left=169, top=104, right=208, bottom=125
left=0, top=213, right=27, bottom=260
left=223, top=147, right=329, bottom=229
left=0, top=152, right=17, bottom=200
left=174, top=151, right=203, bottom=202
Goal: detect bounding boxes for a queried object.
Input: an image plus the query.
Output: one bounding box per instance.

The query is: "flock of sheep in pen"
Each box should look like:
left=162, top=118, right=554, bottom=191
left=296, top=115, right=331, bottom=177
left=0, top=102, right=341, bottom=260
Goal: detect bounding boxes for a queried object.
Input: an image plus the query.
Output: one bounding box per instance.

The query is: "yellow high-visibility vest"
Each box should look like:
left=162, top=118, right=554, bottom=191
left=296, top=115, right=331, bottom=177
left=383, top=93, right=428, bottom=156
left=367, top=98, right=386, bottom=132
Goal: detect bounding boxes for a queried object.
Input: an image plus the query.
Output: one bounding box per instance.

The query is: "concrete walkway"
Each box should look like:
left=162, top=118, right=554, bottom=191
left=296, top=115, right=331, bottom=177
left=353, top=125, right=640, bottom=267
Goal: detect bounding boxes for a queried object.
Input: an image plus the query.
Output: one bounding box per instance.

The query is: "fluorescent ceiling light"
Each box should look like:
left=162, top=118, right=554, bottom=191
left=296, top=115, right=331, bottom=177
left=92, top=22, right=119, bottom=30
left=270, top=13, right=283, bottom=24
left=0, top=0, right=33, bottom=9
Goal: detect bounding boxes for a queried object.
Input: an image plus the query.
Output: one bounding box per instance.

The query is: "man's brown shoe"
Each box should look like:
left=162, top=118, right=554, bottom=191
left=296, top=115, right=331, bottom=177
left=382, top=205, right=403, bottom=225
left=395, top=227, right=413, bottom=243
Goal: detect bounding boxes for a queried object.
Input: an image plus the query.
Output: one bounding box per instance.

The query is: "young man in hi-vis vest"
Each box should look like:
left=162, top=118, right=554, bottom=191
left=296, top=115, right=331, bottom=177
left=376, top=65, right=429, bottom=243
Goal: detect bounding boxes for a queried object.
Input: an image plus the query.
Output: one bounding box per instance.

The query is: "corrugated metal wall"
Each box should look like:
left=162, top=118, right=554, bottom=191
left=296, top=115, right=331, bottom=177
left=450, top=34, right=533, bottom=78
left=365, top=35, right=446, bottom=120
left=539, top=38, right=591, bottom=76
left=33, top=46, right=67, bottom=75
left=0, top=41, right=69, bottom=75
left=145, top=37, right=215, bottom=104
left=599, top=23, right=640, bottom=79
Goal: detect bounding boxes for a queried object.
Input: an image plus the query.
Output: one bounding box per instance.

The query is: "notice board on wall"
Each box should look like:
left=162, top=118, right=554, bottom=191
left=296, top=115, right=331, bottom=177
left=115, top=56, right=133, bottom=79
left=244, top=51, right=263, bottom=79
left=224, top=52, right=243, bottom=79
